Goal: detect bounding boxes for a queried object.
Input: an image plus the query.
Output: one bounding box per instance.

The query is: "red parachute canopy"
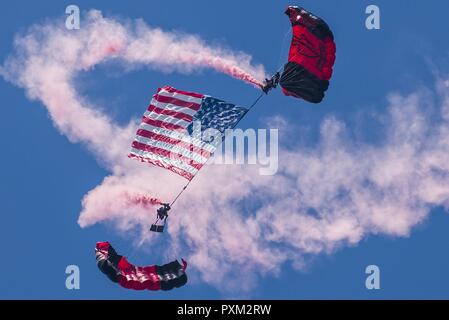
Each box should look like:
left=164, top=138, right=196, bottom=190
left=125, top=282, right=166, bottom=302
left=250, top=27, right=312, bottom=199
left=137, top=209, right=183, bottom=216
left=95, top=241, right=187, bottom=291
left=279, top=5, right=336, bottom=103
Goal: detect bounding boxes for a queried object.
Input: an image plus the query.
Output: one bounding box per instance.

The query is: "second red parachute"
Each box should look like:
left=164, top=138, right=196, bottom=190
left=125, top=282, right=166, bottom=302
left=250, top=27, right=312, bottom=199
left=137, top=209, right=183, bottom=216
left=95, top=242, right=188, bottom=291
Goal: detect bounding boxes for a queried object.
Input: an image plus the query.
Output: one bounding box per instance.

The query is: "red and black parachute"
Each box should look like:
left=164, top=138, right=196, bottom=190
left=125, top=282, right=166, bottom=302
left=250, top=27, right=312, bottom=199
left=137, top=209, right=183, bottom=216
left=277, top=5, right=336, bottom=103
left=95, top=242, right=187, bottom=291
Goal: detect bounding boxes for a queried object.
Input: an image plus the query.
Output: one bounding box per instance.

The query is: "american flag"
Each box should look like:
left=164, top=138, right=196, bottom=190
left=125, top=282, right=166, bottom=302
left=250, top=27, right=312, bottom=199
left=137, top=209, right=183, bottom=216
left=129, top=86, right=248, bottom=180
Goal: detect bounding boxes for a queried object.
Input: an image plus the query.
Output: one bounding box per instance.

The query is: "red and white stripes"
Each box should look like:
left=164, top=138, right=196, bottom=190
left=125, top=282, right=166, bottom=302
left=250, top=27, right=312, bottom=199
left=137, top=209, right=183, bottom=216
left=129, top=86, right=214, bottom=180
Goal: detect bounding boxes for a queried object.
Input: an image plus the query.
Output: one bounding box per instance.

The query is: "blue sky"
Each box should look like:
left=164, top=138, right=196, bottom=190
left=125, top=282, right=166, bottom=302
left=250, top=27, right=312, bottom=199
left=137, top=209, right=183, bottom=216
left=1, top=0, right=449, bottom=299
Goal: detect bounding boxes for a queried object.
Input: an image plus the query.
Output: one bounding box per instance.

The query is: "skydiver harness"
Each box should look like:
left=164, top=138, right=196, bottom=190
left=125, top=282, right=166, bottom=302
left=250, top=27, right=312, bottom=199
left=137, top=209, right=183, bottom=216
left=261, top=72, right=280, bottom=94
left=150, top=203, right=171, bottom=233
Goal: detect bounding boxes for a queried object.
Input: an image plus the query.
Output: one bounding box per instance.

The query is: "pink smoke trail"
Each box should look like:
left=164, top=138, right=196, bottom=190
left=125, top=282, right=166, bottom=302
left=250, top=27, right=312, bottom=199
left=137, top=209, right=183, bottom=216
left=124, top=192, right=163, bottom=209
left=205, top=57, right=264, bottom=88
left=121, top=16, right=267, bottom=87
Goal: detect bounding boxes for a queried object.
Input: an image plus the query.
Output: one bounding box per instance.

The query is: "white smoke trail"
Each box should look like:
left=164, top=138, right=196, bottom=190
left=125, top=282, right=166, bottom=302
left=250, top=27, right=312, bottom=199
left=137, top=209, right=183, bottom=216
left=2, top=9, right=449, bottom=293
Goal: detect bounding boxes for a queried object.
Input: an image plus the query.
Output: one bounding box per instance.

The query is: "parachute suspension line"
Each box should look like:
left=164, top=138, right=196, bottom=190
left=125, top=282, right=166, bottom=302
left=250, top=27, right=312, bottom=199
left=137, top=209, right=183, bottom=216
left=265, top=47, right=310, bottom=93
left=276, top=28, right=292, bottom=69
left=169, top=92, right=265, bottom=208
left=260, top=27, right=296, bottom=93
left=244, top=92, right=265, bottom=115
left=170, top=181, right=191, bottom=207
left=273, top=47, right=305, bottom=83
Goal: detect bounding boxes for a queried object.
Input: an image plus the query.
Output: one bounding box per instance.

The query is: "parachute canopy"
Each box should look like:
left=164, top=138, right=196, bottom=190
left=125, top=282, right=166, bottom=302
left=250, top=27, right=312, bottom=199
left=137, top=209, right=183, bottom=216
left=95, top=241, right=188, bottom=291
left=279, top=6, right=336, bottom=103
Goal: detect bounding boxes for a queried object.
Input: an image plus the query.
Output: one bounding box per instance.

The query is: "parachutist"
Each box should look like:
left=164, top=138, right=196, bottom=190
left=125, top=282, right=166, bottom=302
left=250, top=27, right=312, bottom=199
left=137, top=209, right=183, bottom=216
left=157, top=203, right=171, bottom=220
left=151, top=203, right=171, bottom=232
left=261, top=72, right=280, bottom=94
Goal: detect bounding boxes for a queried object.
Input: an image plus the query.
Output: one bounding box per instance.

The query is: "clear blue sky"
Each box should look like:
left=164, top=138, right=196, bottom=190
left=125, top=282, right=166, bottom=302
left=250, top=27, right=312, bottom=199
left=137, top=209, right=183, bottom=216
left=1, top=0, right=449, bottom=299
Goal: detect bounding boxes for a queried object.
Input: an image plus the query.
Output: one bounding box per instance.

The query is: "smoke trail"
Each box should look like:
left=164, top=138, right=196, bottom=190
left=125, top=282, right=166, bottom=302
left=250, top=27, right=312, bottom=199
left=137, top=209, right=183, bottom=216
left=3, top=9, right=449, bottom=294
left=125, top=193, right=162, bottom=208
left=119, top=14, right=266, bottom=87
